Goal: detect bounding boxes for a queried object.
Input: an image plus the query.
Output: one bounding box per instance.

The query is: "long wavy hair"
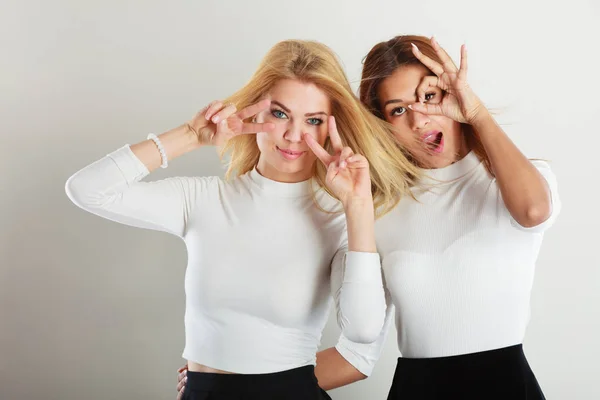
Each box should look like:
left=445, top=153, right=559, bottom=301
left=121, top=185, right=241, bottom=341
left=220, top=39, right=422, bottom=215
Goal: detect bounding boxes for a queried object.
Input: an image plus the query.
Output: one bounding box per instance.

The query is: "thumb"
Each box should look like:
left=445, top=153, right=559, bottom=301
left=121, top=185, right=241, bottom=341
left=408, top=102, right=443, bottom=116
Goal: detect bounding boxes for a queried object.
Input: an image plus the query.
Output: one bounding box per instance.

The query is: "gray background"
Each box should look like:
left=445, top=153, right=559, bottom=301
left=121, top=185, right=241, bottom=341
left=1, top=0, right=598, bottom=399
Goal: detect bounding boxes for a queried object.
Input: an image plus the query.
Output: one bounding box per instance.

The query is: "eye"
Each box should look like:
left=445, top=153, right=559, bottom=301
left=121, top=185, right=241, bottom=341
left=424, top=93, right=435, bottom=101
left=307, top=118, right=323, bottom=126
left=423, top=89, right=442, bottom=104
left=390, top=107, right=407, bottom=117
left=271, top=109, right=288, bottom=119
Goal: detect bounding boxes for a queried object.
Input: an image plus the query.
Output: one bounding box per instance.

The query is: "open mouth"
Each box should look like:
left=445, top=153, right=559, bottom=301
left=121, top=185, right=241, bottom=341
left=422, top=132, right=444, bottom=154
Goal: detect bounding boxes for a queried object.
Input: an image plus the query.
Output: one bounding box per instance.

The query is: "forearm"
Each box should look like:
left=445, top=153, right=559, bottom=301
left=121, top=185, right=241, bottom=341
left=470, top=109, right=552, bottom=227
left=343, top=198, right=377, bottom=253
left=315, top=347, right=366, bottom=391
left=130, top=124, right=203, bottom=172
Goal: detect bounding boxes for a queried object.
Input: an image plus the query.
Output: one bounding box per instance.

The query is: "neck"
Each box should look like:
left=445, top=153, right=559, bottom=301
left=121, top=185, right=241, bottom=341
left=256, top=158, right=312, bottom=183
left=452, top=130, right=472, bottom=165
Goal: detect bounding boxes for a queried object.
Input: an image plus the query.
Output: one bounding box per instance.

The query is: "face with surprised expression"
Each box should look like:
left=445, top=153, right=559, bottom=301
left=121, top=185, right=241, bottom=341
left=378, top=64, right=469, bottom=168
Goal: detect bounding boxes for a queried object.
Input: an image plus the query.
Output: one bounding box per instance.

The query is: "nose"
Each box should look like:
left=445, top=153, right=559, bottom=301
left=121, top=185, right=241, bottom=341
left=283, top=121, right=304, bottom=143
left=409, top=107, right=430, bottom=131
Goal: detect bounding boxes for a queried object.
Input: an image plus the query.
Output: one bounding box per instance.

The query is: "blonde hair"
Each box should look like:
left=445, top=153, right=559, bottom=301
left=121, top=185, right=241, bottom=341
left=220, top=39, right=421, bottom=216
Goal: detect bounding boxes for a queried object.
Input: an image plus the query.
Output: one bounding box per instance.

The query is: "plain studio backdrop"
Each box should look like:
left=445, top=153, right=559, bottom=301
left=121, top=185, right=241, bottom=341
left=1, top=0, right=598, bottom=399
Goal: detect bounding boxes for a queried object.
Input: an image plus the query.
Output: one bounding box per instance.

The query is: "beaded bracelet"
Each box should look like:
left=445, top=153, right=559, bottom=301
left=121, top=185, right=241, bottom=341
left=147, top=133, right=168, bottom=169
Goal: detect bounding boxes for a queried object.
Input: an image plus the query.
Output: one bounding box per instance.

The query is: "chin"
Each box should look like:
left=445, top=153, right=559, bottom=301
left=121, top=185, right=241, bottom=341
left=273, top=160, right=306, bottom=174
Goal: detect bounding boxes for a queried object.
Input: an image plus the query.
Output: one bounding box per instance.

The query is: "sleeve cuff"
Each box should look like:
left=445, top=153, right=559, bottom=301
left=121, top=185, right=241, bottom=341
left=107, top=145, right=150, bottom=184
left=335, top=337, right=377, bottom=376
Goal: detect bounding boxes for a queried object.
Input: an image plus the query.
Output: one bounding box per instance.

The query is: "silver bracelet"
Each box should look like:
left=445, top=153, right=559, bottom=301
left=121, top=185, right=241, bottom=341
left=147, top=133, right=168, bottom=169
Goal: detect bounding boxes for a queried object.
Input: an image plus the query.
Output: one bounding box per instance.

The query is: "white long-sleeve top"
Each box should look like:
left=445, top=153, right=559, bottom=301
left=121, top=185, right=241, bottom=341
left=335, top=151, right=560, bottom=371
left=65, top=145, right=386, bottom=374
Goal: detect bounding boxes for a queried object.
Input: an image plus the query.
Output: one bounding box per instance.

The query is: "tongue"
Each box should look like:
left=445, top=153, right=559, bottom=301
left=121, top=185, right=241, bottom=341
left=425, top=132, right=442, bottom=149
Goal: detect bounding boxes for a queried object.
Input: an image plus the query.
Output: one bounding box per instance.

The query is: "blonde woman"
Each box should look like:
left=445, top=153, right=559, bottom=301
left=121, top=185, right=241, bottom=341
left=66, top=40, right=419, bottom=400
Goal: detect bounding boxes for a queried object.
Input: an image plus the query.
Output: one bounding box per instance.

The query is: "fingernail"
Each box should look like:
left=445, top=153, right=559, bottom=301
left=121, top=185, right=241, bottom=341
left=212, top=116, right=219, bottom=123
left=408, top=104, right=413, bottom=109
left=340, top=161, right=347, bottom=168
left=411, top=43, right=418, bottom=51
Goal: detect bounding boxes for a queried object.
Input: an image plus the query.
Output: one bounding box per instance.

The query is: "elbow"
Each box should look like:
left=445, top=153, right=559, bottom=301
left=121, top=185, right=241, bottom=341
left=515, top=201, right=552, bottom=228
left=344, top=330, right=379, bottom=345
left=65, top=174, right=86, bottom=208
left=65, top=173, right=100, bottom=210
left=340, top=316, right=384, bottom=344
left=65, top=174, right=81, bottom=205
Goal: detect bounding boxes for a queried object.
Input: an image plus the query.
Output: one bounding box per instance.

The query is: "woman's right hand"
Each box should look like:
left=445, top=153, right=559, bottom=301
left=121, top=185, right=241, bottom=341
left=176, top=364, right=187, bottom=400
left=186, top=99, right=275, bottom=146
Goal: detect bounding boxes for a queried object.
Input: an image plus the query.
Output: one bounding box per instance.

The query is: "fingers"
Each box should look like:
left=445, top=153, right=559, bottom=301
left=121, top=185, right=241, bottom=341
left=327, top=116, right=343, bottom=153
left=345, top=154, right=369, bottom=168
left=239, top=121, right=275, bottom=134
left=177, top=365, right=188, bottom=374
left=205, top=101, right=224, bottom=121
left=408, top=102, right=444, bottom=116
left=325, top=161, right=341, bottom=186
left=458, top=44, right=468, bottom=81
left=237, top=99, right=271, bottom=120
left=338, top=147, right=353, bottom=169
left=211, top=103, right=237, bottom=124
left=415, top=76, right=443, bottom=103
left=304, top=133, right=333, bottom=165
left=177, top=377, right=186, bottom=392
left=411, top=43, right=444, bottom=76
left=176, top=368, right=187, bottom=399
left=177, top=369, right=187, bottom=383
left=430, top=37, right=458, bottom=73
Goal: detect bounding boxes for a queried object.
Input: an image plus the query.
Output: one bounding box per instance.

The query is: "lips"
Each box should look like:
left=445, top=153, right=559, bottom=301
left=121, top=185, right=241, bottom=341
left=277, top=146, right=306, bottom=160
left=277, top=147, right=304, bottom=156
left=421, top=131, right=444, bottom=154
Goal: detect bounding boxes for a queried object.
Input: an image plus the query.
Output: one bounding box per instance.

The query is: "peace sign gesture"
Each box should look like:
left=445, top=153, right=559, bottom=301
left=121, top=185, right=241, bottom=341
left=409, top=37, right=484, bottom=124
left=187, top=99, right=275, bottom=146
left=304, top=116, right=372, bottom=206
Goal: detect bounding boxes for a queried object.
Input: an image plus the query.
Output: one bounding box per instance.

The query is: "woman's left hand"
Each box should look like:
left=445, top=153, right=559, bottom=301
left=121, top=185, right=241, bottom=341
left=304, top=116, right=372, bottom=207
left=409, top=37, right=485, bottom=124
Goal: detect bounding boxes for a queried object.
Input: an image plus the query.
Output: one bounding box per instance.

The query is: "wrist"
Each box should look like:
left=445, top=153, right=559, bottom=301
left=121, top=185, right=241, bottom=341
left=175, top=123, right=208, bottom=149
left=182, top=123, right=209, bottom=147
left=457, top=88, right=486, bottom=125
left=342, top=196, right=374, bottom=213
left=468, top=107, right=495, bottom=130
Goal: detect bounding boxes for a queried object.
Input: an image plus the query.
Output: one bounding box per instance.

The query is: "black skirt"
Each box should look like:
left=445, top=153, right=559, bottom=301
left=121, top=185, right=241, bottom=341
left=182, top=365, right=332, bottom=400
left=387, top=344, right=545, bottom=400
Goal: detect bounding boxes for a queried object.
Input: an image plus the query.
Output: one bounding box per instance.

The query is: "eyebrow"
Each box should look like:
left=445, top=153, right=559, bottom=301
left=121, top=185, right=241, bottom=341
left=383, top=99, right=405, bottom=107
left=271, top=100, right=328, bottom=117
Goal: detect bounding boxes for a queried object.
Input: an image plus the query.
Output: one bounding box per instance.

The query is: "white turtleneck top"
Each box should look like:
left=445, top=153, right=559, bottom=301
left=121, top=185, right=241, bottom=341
left=65, top=145, right=387, bottom=374
left=335, top=151, right=560, bottom=372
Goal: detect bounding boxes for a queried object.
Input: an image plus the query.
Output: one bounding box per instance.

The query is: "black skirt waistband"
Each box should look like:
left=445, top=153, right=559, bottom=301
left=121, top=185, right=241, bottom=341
left=388, top=344, right=546, bottom=400
left=397, top=343, right=526, bottom=366
left=186, top=365, right=319, bottom=392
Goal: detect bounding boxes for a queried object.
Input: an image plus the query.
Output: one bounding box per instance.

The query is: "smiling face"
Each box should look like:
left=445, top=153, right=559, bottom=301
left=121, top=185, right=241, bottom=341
left=377, top=64, right=469, bottom=169
left=254, top=79, right=331, bottom=182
